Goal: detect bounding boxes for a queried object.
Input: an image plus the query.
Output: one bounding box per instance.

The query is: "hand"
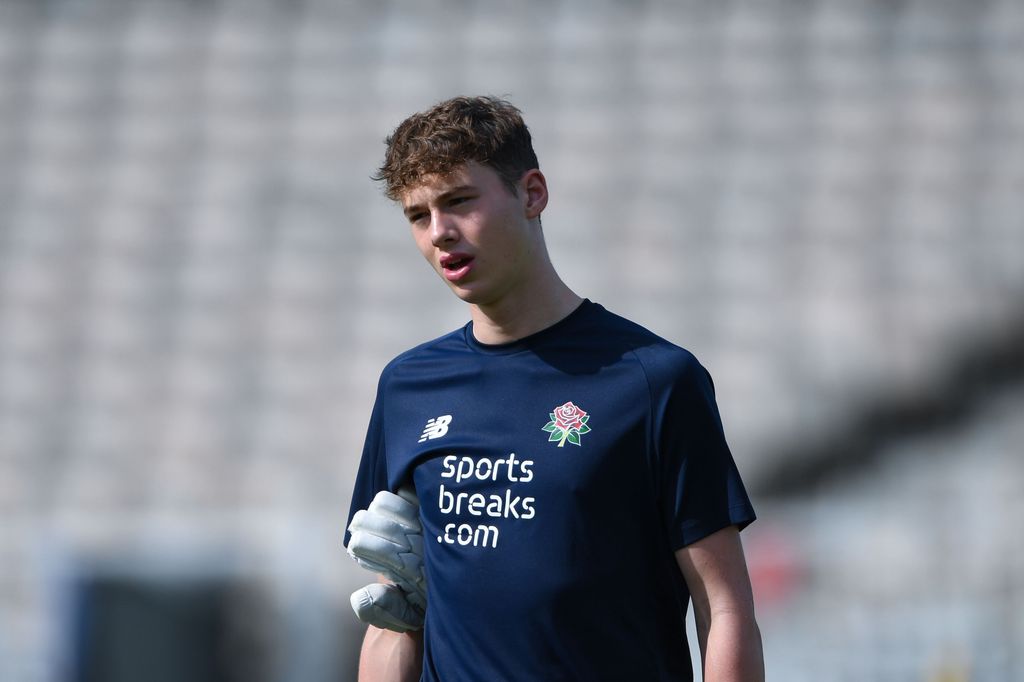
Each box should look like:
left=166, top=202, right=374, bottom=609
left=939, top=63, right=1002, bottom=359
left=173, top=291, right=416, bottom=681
left=350, top=582, right=425, bottom=633
left=347, top=486, right=427, bottom=611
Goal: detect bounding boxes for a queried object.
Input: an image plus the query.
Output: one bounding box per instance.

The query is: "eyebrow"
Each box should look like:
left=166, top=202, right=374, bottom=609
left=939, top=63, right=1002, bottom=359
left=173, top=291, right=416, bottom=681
left=403, top=184, right=476, bottom=218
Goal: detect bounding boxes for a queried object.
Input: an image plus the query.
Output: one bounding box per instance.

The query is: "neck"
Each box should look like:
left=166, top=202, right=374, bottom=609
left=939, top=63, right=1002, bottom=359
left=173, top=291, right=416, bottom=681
left=469, top=275, right=582, bottom=345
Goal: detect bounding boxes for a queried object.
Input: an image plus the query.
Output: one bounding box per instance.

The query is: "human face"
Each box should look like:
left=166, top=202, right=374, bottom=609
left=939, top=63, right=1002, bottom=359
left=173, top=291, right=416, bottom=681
left=401, top=162, right=546, bottom=309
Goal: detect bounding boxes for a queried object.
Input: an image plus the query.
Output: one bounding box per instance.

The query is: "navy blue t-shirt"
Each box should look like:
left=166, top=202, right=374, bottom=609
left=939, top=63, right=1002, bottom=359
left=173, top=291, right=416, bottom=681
left=346, top=300, right=755, bottom=681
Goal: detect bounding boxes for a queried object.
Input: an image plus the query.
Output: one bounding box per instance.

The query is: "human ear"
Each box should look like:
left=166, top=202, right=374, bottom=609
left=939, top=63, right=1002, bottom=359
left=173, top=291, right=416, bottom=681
left=521, top=169, right=548, bottom=219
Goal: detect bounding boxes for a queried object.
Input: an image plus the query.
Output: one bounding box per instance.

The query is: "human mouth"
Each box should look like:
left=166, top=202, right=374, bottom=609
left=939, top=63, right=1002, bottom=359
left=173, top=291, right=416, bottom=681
left=440, top=253, right=474, bottom=282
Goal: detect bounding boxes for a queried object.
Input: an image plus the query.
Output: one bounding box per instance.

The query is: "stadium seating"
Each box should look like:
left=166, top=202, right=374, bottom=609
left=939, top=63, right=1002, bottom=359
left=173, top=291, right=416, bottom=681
left=0, top=0, right=1021, bottom=679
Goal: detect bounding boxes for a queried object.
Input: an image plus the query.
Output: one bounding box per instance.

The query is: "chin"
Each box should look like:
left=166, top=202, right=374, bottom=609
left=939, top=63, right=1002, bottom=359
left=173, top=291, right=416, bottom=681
left=450, top=288, right=481, bottom=304
left=447, top=284, right=490, bottom=306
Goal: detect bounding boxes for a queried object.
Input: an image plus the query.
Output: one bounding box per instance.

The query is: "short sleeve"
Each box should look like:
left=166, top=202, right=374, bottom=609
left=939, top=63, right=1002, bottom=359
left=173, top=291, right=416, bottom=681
left=343, top=382, right=390, bottom=548
left=648, top=352, right=756, bottom=550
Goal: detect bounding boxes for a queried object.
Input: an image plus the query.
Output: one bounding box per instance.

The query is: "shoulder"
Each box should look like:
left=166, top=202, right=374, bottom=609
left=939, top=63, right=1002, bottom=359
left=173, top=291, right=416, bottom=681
left=586, top=303, right=706, bottom=386
left=376, top=324, right=473, bottom=390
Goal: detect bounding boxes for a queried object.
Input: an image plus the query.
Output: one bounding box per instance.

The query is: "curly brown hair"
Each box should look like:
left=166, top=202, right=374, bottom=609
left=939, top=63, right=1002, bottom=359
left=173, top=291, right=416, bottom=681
left=373, top=96, right=540, bottom=201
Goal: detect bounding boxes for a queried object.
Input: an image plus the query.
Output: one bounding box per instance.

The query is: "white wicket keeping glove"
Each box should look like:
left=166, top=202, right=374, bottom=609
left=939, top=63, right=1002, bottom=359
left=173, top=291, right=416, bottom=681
left=347, top=486, right=427, bottom=611
left=350, top=582, right=424, bottom=633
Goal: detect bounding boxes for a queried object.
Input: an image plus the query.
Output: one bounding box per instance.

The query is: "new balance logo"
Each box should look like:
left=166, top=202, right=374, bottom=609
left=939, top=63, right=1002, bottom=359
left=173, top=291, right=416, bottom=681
left=418, top=415, right=452, bottom=443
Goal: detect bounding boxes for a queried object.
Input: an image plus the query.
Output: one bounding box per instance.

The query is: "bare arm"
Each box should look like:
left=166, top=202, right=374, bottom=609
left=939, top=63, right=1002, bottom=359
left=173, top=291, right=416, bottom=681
left=675, top=525, right=764, bottom=682
left=358, top=625, right=422, bottom=682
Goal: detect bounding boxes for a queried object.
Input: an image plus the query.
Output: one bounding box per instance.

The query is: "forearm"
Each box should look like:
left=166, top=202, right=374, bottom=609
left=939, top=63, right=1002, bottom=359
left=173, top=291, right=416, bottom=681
left=701, top=610, right=764, bottom=682
left=358, top=626, right=423, bottom=682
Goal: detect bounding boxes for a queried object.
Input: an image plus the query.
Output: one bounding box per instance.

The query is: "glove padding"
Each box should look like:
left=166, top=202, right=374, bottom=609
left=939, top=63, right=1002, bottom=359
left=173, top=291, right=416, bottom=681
left=350, top=582, right=424, bottom=633
left=347, top=486, right=427, bottom=611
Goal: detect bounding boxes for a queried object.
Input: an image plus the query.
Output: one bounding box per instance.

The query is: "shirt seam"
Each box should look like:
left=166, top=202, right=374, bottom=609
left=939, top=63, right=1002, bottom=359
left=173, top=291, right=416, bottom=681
left=629, top=347, right=657, bottom=459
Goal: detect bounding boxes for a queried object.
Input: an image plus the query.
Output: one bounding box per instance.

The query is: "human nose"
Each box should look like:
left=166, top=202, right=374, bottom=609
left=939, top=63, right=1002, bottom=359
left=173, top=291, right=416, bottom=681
left=429, top=211, right=458, bottom=246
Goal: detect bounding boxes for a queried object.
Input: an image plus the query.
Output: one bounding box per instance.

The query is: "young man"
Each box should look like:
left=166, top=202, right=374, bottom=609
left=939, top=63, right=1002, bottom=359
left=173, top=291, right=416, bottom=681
left=344, top=96, right=764, bottom=681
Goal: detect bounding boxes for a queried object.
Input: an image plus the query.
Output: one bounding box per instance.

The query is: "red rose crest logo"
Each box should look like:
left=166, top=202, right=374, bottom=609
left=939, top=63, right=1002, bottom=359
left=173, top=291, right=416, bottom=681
left=542, top=401, right=592, bottom=447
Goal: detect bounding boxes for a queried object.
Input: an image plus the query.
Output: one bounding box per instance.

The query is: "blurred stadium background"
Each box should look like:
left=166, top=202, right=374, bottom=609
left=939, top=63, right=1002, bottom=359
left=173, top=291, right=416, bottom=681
left=1, top=0, right=1022, bottom=680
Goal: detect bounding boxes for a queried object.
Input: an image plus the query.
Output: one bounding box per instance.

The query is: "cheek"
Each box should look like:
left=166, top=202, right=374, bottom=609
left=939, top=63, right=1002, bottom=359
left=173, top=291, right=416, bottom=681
left=492, top=222, right=532, bottom=261
left=412, top=233, right=434, bottom=261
